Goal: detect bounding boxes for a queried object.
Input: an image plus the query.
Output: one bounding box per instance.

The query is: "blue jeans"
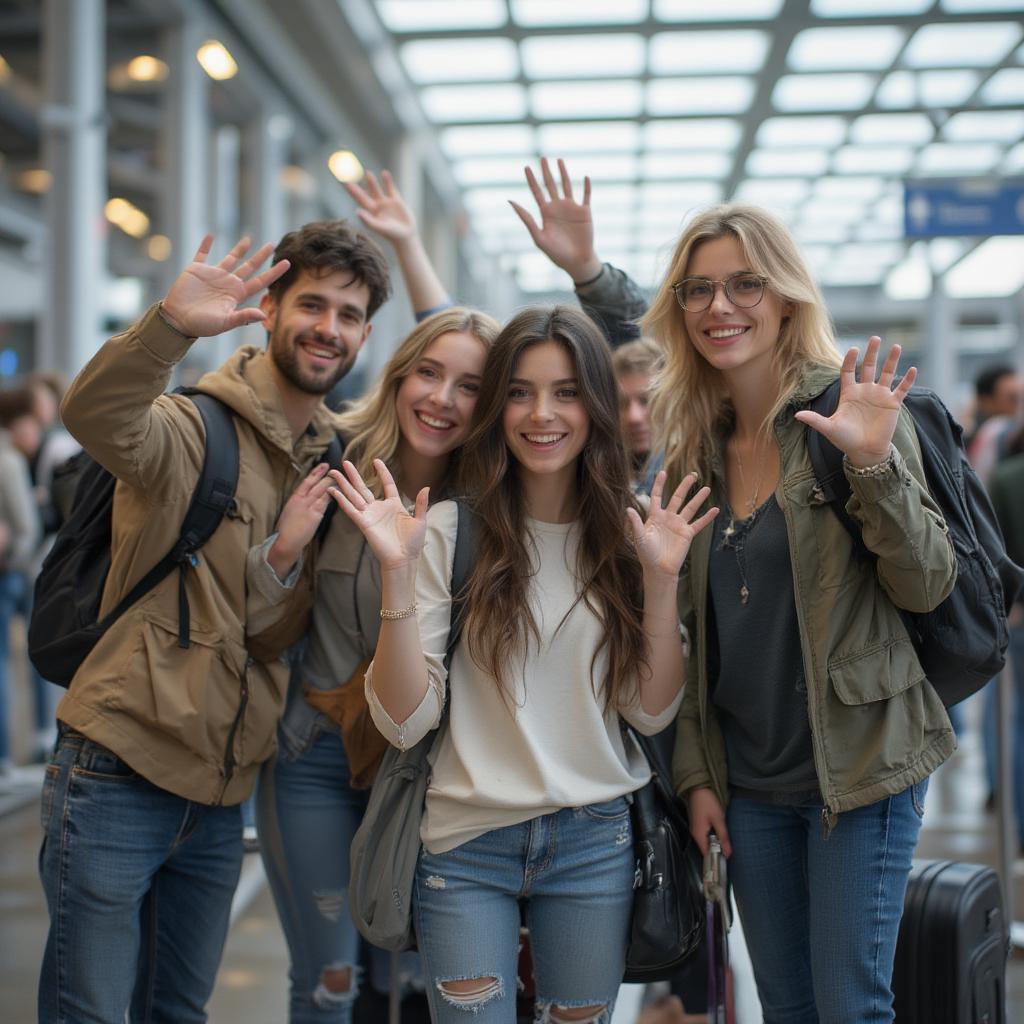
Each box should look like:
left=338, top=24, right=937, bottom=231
left=726, top=780, right=928, bottom=1024
left=38, top=727, right=244, bottom=1023
left=256, top=729, right=369, bottom=1023
left=413, top=797, right=636, bottom=1024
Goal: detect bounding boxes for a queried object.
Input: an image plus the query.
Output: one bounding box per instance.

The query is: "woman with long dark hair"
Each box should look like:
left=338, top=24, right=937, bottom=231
left=333, top=305, right=717, bottom=1023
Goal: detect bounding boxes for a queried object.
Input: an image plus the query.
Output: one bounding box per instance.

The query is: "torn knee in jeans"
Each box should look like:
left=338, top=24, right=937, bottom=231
left=436, top=975, right=503, bottom=1010
left=537, top=1000, right=611, bottom=1023
left=312, top=962, right=358, bottom=1009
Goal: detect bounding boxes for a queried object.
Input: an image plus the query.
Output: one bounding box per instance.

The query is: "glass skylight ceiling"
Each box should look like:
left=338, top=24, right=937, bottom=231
left=379, top=0, right=1024, bottom=293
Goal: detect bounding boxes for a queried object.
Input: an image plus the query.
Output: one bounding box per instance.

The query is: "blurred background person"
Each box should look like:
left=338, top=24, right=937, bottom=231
left=0, top=388, right=41, bottom=779
left=612, top=338, right=662, bottom=494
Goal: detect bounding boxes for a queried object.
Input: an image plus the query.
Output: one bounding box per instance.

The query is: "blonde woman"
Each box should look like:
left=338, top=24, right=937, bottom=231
left=645, top=205, right=956, bottom=1023
left=256, top=306, right=499, bottom=1023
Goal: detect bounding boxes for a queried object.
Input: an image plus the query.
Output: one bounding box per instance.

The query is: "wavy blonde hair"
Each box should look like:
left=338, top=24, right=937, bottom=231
left=337, top=307, right=500, bottom=495
left=642, top=204, right=841, bottom=487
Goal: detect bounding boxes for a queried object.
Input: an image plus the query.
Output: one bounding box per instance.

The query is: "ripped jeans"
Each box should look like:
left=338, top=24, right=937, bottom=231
left=257, top=729, right=368, bottom=1023
left=413, top=798, right=635, bottom=1023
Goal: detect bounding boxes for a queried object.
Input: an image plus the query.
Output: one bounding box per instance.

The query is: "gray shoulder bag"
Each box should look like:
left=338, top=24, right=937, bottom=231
left=348, top=500, right=474, bottom=951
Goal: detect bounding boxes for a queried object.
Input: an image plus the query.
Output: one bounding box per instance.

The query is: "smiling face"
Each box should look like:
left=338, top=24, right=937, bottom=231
left=502, top=340, right=590, bottom=491
left=261, top=267, right=372, bottom=396
left=395, top=330, right=487, bottom=461
left=682, top=234, right=790, bottom=381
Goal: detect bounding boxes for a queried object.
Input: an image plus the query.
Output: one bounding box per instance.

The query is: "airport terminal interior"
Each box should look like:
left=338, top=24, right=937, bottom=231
left=2, top=0, right=1024, bottom=1020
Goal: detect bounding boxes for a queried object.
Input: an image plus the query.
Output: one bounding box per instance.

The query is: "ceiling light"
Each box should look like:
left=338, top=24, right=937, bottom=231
left=421, top=83, right=527, bottom=122
left=18, top=169, right=52, bottom=194
left=512, top=0, right=649, bottom=26
left=643, top=152, right=731, bottom=179
left=127, top=55, right=168, bottom=83
left=105, top=197, right=150, bottom=238
left=377, top=0, right=507, bottom=31
left=773, top=73, right=876, bottom=111
left=787, top=26, right=906, bottom=71
left=537, top=121, right=639, bottom=153
left=643, top=119, right=741, bottom=152
left=196, top=40, right=238, bottom=81
left=654, top=0, right=783, bottom=19
left=849, top=113, right=934, bottom=145
left=400, top=38, right=518, bottom=83
left=982, top=68, right=1024, bottom=105
left=648, top=77, right=755, bottom=115
left=903, top=22, right=1022, bottom=68
left=942, top=110, right=1024, bottom=142
left=757, top=116, right=847, bottom=148
left=746, top=148, right=831, bottom=176
left=328, top=150, right=364, bottom=183
left=812, top=0, right=930, bottom=13
left=885, top=244, right=932, bottom=301
left=532, top=80, right=643, bottom=119
left=915, top=143, right=1001, bottom=175
left=876, top=70, right=980, bottom=108
left=832, top=146, right=915, bottom=173
left=945, top=237, right=1024, bottom=298
left=650, top=31, right=769, bottom=75
left=521, top=34, right=645, bottom=78
left=441, top=125, right=536, bottom=157
left=146, top=235, right=172, bottom=261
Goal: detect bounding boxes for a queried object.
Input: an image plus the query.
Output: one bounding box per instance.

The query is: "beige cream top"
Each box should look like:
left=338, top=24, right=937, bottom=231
left=365, top=499, right=684, bottom=854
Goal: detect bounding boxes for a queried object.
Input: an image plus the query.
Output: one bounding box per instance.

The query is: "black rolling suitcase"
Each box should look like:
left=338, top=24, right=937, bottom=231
left=892, top=859, right=1009, bottom=1023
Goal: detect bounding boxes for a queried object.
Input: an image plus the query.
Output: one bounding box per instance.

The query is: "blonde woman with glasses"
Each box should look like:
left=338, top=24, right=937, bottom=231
left=645, top=205, right=956, bottom=1024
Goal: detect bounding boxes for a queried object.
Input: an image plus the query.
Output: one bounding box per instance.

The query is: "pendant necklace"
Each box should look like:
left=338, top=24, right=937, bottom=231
left=722, top=438, right=766, bottom=606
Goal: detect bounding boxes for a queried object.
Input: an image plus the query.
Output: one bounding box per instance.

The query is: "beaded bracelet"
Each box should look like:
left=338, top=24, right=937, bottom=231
left=379, top=602, right=418, bottom=620
left=843, top=447, right=895, bottom=478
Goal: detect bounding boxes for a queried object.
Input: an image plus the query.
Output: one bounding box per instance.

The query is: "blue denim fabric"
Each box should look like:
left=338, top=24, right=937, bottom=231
left=256, top=729, right=369, bottom=1023
left=413, top=798, right=636, bottom=1024
left=37, top=727, right=243, bottom=1023
left=725, top=780, right=929, bottom=1024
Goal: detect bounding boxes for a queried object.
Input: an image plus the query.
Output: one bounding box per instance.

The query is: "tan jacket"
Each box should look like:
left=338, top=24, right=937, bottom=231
left=57, top=303, right=330, bottom=805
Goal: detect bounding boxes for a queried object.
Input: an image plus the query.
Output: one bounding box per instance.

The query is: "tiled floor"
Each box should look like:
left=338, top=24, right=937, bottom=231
left=2, top=639, right=1022, bottom=1021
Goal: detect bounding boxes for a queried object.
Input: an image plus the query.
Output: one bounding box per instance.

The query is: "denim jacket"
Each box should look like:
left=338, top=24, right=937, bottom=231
left=673, top=365, right=958, bottom=829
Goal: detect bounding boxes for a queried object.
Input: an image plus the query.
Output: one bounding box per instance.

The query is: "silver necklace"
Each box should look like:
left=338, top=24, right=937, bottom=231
left=722, top=440, right=764, bottom=542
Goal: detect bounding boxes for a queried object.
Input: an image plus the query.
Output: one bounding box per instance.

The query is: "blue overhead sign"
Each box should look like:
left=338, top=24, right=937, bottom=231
left=904, top=179, right=1024, bottom=238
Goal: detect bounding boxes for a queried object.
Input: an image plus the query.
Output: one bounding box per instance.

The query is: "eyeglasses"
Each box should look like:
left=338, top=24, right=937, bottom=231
left=671, top=273, right=767, bottom=313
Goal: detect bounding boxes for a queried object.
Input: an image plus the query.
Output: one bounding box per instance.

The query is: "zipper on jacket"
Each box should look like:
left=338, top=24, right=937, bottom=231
left=219, top=657, right=251, bottom=803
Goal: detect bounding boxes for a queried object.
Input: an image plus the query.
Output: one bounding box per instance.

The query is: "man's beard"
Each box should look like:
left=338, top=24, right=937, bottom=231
left=269, top=327, right=356, bottom=396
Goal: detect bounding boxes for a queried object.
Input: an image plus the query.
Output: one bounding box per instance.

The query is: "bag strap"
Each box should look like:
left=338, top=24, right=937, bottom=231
left=435, top=500, right=476, bottom=728
left=98, top=389, right=239, bottom=648
left=805, top=379, right=873, bottom=560
left=315, top=431, right=347, bottom=546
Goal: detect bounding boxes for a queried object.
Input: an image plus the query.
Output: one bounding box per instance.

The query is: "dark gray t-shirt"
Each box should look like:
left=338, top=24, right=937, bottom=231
left=708, top=494, right=820, bottom=802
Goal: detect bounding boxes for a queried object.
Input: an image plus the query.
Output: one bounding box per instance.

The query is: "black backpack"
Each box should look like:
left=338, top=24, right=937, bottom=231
left=806, top=379, right=1024, bottom=708
left=29, top=387, right=344, bottom=689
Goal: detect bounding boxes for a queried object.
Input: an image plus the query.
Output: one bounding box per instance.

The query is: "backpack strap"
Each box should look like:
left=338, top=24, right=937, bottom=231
left=805, top=379, right=873, bottom=560
left=98, top=390, right=239, bottom=648
left=315, top=431, right=347, bottom=546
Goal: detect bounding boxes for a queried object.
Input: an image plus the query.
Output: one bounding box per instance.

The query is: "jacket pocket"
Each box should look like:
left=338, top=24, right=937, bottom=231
left=828, top=638, right=925, bottom=705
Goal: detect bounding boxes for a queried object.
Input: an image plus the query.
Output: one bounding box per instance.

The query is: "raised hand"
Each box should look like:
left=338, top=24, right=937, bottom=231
left=509, top=157, right=602, bottom=284
left=794, top=337, right=916, bottom=468
left=627, top=472, right=719, bottom=578
left=266, top=463, right=336, bottom=579
left=344, top=170, right=418, bottom=243
left=160, top=235, right=288, bottom=338
left=330, top=459, right=428, bottom=571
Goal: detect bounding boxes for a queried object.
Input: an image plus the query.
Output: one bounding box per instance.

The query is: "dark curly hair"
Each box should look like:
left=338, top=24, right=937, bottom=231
left=269, top=220, right=391, bottom=320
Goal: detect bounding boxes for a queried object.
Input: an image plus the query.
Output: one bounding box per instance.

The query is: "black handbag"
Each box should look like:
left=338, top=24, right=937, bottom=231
left=623, top=725, right=706, bottom=983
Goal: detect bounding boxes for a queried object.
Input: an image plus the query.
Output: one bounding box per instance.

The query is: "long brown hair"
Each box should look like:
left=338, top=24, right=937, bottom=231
left=642, top=204, right=841, bottom=487
left=457, top=306, right=646, bottom=711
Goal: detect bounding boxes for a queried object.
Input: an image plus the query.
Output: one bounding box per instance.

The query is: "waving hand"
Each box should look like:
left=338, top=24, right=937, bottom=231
left=160, top=235, right=288, bottom=338
left=627, top=472, right=719, bottom=578
left=330, top=459, right=428, bottom=571
left=794, top=337, right=916, bottom=468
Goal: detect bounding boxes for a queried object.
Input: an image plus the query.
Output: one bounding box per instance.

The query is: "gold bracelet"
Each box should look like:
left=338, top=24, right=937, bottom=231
left=380, top=602, right=417, bottom=620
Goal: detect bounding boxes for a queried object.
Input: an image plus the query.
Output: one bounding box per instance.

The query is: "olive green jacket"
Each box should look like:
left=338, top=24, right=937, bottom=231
left=673, top=365, right=958, bottom=827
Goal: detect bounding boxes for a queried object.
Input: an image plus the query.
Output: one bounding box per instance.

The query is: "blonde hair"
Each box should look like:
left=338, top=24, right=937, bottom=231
left=611, top=337, right=662, bottom=379
left=642, top=204, right=841, bottom=486
left=337, top=307, right=500, bottom=495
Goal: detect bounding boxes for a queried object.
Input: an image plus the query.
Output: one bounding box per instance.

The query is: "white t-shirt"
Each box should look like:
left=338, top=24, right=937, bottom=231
left=365, top=499, right=683, bottom=854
